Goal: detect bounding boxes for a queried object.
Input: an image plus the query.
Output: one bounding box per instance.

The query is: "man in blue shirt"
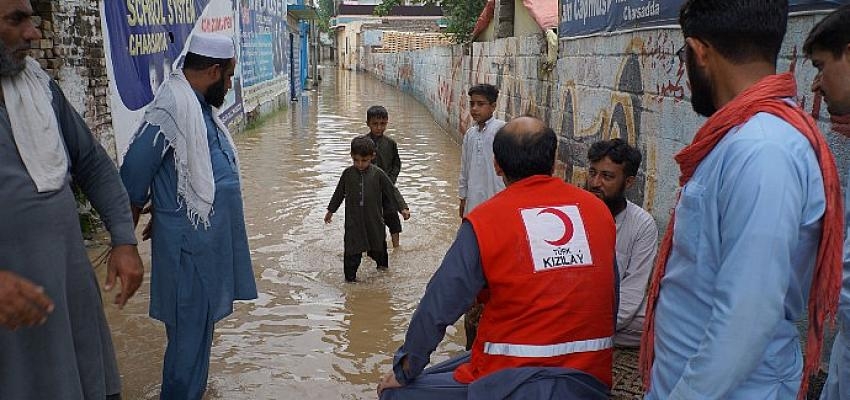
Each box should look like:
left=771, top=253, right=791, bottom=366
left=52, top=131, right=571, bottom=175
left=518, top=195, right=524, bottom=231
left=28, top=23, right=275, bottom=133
left=120, top=33, right=257, bottom=400
left=805, top=5, right=850, bottom=399
left=642, top=1, right=843, bottom=399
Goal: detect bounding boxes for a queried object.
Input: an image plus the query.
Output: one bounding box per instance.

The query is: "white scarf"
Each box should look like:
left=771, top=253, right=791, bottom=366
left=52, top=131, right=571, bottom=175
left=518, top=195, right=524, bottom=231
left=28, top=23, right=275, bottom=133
left=2, top=57, right=67, bottom=192
left=128, top=70, right=239, bottom=228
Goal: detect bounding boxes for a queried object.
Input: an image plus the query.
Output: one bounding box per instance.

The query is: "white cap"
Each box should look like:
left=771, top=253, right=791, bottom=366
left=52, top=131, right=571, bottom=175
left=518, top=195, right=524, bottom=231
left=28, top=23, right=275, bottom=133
left=187, top=32, right=235, bottom=59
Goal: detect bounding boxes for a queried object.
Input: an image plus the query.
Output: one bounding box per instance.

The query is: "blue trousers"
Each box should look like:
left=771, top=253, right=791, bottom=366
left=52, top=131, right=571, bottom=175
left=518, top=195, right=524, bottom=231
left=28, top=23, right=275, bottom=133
left=381, top=352, right=610, bottom=400
left=381, top=353, right=470, bottom=400
left=160, top=268, right=214, bottom=400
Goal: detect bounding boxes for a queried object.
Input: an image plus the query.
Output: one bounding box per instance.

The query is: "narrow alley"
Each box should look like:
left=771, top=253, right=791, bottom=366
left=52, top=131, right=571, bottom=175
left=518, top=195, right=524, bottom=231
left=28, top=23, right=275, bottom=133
left=104, top=68, right=467, bottom=399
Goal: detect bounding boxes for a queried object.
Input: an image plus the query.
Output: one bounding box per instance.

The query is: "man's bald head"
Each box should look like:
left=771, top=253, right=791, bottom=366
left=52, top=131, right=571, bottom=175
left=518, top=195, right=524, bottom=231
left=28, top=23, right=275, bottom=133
left=493, top=116, right=557, bottom=183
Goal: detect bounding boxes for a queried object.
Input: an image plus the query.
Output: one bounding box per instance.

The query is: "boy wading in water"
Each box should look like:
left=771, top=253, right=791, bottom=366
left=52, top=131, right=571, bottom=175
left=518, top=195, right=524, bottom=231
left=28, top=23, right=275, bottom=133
left=365, top=105, right=404, bottom=247
left=325, top=136, right=410, bottom=282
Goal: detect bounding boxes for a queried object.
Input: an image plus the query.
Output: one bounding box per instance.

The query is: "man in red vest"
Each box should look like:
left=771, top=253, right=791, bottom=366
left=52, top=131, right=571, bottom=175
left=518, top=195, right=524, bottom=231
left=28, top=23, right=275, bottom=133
left=377, top=116, right=617, bottom=400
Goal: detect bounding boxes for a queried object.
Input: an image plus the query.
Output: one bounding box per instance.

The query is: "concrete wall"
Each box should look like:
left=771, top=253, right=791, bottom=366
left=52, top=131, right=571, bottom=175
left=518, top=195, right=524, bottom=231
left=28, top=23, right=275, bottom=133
left=363, top=13, right=850, bottom=230
left=337, top=21, right=370, bottom=71
left=513, top=0, right=540, bottom=38
left=34, top=0, right=114, bottom=157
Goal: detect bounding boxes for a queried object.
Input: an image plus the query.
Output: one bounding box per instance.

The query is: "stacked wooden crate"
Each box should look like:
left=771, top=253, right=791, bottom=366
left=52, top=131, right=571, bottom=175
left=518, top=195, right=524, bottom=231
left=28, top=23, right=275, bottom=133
left=373, top=31, right=452, bottom=53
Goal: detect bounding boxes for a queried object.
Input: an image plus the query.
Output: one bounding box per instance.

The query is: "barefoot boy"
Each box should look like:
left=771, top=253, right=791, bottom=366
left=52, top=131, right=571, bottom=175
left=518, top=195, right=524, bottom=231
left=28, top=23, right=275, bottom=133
left=366, top=105, right=404, bottom=247
left=325, top=136, right=410, bottom=282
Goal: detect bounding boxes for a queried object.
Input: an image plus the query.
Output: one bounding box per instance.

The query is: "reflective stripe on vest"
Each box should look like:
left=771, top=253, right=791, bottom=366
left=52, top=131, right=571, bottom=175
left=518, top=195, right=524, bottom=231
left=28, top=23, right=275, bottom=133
left=483, top=336, right=613, bottom=358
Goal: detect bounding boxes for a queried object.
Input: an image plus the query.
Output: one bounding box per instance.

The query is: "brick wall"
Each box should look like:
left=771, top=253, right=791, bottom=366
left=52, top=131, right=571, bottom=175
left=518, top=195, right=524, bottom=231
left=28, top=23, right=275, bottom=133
left=32, top=0, right=115, bottom=158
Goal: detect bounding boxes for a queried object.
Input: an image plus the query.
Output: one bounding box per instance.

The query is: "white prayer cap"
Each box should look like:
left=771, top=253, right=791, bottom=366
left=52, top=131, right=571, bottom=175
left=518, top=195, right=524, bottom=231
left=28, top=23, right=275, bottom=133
left=187, top=32, right=235, bottom=59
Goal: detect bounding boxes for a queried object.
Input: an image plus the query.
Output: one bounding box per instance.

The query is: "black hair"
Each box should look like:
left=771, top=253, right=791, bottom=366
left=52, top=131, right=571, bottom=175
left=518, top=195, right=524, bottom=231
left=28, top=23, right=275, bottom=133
left=493, top=121, right=557, bottom=182
left=351, top=135, right=376, bottom=157
left=804, top=4, right=850, bottom=58
left=366, top=105, right=389, bottom=121
left=182, top=52, right=232, bottom=72
left=468, top=84, right=499, bottom=104
left=587, top=138, right=642, bottom=177
left=679, top=0, right=788, bottom=64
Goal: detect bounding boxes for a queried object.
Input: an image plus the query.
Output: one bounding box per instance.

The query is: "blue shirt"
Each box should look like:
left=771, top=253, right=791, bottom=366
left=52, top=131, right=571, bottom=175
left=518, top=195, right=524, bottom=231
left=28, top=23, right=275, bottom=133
left=120, top=93, right=257, bottom=325
left=819, top=172, right=850, bottom=400
left=393, top=222, right=486, bottom=384
left=647, top=112, right=826, bottom=400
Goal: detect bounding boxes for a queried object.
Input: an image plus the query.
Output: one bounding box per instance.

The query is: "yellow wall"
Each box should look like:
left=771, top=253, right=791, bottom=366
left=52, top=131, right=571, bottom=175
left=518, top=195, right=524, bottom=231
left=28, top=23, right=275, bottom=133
left=513, top=0, right=541, bottom=38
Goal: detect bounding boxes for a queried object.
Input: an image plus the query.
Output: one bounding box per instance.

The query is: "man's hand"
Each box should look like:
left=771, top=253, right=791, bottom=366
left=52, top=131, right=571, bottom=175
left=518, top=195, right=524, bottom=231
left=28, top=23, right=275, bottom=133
left=400, top=209, right=411, bottom=221
left=105, top=245, right=144, bottom=309
left=0, top=271, right=54, bottom=330
left=376, top=371, right=403, bottom=398
left=458, top=198, right=466, bottom=219
left=142, top=218, right=153, bottom=241
left=324, top=211, right=333, bottom=224
left=132, top=205, right=153, bottom=241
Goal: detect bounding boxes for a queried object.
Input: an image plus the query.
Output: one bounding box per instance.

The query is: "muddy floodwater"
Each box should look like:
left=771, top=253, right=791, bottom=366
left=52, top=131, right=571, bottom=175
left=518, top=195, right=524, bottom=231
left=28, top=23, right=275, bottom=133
left=102, top=68, right=468, bottom=399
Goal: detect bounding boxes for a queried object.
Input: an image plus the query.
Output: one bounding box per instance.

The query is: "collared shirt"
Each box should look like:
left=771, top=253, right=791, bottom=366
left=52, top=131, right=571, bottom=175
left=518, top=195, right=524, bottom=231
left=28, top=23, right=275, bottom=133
left=647, top=112, right=826, bottom=400
left=458, top=116, right=506, bottom=215
left=120, top=93, right=257, bottom=325
left=613, top=200, right=658, bottom=347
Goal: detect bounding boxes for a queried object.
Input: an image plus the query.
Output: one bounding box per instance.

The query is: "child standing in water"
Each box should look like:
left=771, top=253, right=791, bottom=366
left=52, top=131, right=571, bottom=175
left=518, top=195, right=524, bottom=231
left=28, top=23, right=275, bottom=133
left=325, top=135, right=410, bottom=282
left=365, top=105, right=404, bottom=247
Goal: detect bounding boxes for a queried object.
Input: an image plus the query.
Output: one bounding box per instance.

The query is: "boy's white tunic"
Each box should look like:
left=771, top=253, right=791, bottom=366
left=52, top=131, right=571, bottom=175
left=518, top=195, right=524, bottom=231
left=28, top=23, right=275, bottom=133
left=458, top=116, right=506, bottom=216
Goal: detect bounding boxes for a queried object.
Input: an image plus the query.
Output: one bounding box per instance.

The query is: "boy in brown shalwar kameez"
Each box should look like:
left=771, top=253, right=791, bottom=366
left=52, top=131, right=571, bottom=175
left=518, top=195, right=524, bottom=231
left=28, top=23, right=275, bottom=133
left=325, top=136, right=410, bottom=282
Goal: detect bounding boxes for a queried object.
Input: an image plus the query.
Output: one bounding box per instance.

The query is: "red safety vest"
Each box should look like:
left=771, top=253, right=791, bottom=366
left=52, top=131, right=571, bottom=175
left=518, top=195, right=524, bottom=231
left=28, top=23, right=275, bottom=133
left=454, top=175, right=616, bottom=387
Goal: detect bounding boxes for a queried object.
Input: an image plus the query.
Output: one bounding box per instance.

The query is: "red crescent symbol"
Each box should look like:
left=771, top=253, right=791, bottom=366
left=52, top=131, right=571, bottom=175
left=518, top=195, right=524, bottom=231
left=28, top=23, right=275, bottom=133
left=537, top=207, right=574, bottom=246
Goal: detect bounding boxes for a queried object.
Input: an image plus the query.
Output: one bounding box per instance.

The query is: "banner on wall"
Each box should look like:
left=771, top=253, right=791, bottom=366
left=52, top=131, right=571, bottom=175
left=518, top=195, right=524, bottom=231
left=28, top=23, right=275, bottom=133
left=239, top=0, right=290, bottom=113
left=559, top=0, right=850, bottom=38
left=101, top=0, right=257, bottom=162
left=199, top=0, right=244, bottom=124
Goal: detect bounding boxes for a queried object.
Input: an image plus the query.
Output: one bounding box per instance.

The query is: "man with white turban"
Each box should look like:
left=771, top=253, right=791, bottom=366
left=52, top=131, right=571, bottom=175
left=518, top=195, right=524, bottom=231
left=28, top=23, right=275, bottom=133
left=120, top=32, right=257, bottom=400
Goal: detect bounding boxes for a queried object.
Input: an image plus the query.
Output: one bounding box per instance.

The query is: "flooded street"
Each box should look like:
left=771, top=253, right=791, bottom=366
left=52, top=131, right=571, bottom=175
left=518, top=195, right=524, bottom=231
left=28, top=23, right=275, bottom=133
left=103, top=68, right=467, bottom=399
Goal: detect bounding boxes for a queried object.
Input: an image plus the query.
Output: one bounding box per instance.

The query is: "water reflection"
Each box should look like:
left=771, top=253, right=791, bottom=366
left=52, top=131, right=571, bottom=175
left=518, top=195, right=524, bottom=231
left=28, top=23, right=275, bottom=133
left=106, top=67, right=467, bottom=399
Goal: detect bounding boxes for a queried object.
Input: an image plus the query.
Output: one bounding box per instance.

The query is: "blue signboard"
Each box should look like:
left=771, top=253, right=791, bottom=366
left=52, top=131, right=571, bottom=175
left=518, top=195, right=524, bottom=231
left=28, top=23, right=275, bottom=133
left=238, top=0, right=289, bottom=110
left=559, top=0, right=850, bottom=38
left=103, top=0, right=207, bottom=111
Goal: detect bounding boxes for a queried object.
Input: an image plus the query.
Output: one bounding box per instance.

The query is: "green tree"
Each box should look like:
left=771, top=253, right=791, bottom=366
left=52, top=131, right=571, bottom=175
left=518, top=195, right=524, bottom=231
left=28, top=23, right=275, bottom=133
left=317, top=0, right=335, bottom=32
left=374, top=0, right=487, bottom=44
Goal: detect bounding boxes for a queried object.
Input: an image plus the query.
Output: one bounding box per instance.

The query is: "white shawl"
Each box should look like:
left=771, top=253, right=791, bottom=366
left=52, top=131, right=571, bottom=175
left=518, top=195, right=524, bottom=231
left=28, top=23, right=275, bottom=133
left=128, top=69, right=239, bottom=228
left=2, top=57, right=67, bottom=192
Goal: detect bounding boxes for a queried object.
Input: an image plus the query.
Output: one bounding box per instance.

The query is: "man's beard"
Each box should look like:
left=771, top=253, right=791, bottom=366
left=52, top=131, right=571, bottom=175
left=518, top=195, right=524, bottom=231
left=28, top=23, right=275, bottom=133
left=687, top=50, right=717, bottom=117
left=602, top=192, right=627, bottom=214
left=826, top=100, right=850, bottom=117
left=0, top=42, right=27, bottom=77
left=204, top=76, right=227, bottom=108
left=585, top=183, right=627, bottom=214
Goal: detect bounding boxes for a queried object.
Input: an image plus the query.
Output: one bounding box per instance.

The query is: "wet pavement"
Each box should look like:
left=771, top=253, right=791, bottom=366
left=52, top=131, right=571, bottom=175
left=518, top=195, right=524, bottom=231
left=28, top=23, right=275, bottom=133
left=102, top=67, right=467, bottom=399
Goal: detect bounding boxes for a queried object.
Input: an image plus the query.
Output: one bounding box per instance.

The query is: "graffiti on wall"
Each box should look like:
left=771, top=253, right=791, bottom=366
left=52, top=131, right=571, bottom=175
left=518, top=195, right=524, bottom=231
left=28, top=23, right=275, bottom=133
left=557, top=37, right=654, bottom=211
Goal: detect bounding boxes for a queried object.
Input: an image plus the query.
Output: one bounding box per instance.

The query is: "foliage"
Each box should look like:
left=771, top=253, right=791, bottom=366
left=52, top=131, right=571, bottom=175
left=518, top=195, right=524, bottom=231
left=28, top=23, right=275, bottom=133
left=317, top=0, right=335, bottom=32
left=374, top=0, right=487, bottom=44
left=73, top=184, right=100, bottom=240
